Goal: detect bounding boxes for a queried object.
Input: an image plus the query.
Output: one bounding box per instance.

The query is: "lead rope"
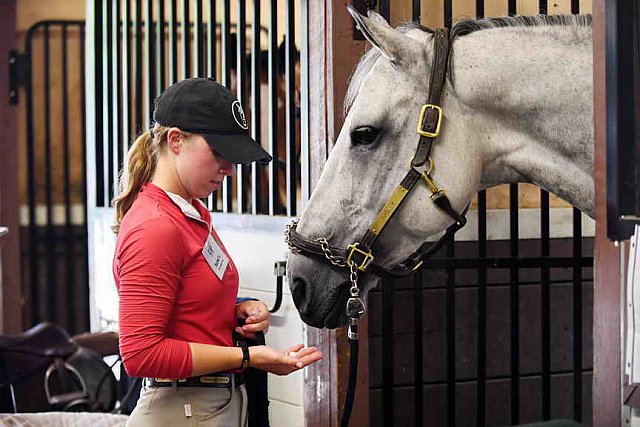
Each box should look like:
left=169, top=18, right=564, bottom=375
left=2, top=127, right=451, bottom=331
left=316, top=237, right=365, bottom=427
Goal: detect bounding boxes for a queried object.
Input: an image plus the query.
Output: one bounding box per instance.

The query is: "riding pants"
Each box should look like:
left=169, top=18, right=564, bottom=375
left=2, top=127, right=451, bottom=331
left=126, top=378, right=248, bottom=427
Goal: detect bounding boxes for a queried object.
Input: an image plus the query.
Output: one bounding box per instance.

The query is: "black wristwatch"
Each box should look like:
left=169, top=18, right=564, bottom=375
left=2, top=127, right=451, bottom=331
left=237, top=341, right=250, bottom=371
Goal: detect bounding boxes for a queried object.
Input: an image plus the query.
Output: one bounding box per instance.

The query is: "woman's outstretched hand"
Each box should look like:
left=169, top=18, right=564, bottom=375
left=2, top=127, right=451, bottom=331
left=249, top=343, right=323, bottom=376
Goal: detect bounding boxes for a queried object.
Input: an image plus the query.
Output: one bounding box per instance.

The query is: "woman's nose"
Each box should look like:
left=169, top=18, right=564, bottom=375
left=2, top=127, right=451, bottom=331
left=220, top=160, right=235, bottom=176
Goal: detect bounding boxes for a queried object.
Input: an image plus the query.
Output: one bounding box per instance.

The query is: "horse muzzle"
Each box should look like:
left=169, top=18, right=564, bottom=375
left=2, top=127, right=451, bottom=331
left=287, top=252, right=353, bottom=329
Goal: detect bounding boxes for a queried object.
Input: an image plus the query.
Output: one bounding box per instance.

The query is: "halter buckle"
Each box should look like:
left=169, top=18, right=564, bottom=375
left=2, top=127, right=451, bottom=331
left=346, top=242, right=374, bottom=271
left=417, top=104, right=443, bottom=138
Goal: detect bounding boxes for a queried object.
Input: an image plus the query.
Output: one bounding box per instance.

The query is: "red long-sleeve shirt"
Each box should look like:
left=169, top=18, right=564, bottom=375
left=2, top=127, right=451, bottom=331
left=113, top=183, right=239, bottom=379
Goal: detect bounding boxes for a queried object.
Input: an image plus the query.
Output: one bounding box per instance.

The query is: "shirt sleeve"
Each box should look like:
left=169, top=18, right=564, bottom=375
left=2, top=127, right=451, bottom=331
left=116, top=217, right=193, bottom=379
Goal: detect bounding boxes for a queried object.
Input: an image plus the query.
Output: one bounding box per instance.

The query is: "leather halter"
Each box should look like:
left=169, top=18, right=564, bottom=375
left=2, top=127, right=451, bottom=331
left=286, top=27, right=468, bottom=279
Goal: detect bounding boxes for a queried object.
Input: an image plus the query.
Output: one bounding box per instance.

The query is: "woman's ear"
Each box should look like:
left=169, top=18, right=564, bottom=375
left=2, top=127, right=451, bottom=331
left=166, top=127, right=183, bottom=154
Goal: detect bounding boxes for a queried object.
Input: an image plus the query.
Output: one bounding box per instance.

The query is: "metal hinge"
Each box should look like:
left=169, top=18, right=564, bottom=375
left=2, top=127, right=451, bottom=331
left=9, top=50, right=30, bottom=105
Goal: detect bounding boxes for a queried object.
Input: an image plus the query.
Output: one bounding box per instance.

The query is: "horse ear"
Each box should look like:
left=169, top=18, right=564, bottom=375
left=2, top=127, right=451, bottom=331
left=347, top=4, right=424, bottom=69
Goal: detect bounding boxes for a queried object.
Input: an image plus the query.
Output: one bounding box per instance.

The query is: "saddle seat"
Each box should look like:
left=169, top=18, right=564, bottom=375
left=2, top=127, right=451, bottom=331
left=0, top=322, right=77, bottom=358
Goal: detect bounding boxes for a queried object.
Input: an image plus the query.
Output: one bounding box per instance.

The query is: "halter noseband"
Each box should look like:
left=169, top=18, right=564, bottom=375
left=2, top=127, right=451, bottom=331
left=285, top=28, right=468, bottom=281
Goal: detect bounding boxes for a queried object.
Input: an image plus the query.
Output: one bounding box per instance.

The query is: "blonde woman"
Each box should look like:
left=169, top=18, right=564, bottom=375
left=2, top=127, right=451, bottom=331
left=112, top=78, right=322, bottom=426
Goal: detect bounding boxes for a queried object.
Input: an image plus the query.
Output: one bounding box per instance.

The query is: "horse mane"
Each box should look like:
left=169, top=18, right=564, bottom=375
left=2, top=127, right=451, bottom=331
left=344, top=14, right=592, bottom=115
left=451, top=14, right=592, bottom=39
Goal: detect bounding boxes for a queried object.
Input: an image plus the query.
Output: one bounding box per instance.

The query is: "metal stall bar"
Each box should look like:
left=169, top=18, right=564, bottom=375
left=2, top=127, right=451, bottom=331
left=382, top=277, right=394, bottom=426
left=414, top=271, right=423, bottom=427
left=477, top=190, right=487, bottom=427
left=539, top=0, right=548, bottom=15
left=444, top=3, right=454, bottom=425
left=123, top=0, right=131, bottom=154
left=206, top=0, right=217, bottom=211
left=509, top=183, right=520, bottom=425
left=446, top=237, right=456, bottom=427
left=379, top=0, right=389, bottom=22
left=169, top=0, right=178, bottom=84
left=507, top=5, right=519, bottom=421
left=222, top=0, right=232, bottom=212
left=145, top=0, right=155, bottom=126
left=541, top=189, right=551, bottom=420
left=105, top=1, right=115, bottom=206
left=62, top=23, right=74, bottom=328
left=476, top=0, right=484, bottom=18
left=25, top=25, right=39, bottom=322
left=194, top=0, right=203, bottom=77
left=285, top=0, right=296, bottom=216
left=412, top=0, right=420, bottom=22
left=157, top=0, right=166, bottom=93
left=251, top=0, right=262, bottom=214
left=44, top=23, right=57, bottom=321
left=573, top=208, right=583, bottom=421
left=133, top=1, right=143, bottom=136
left=571, top=2, right=583, bottom=421
left=300, top=0, right=309, bottom=209
left=80, top=23, right=89, bottom=330
left=237, top=0, right=247, bottom=213
left=182, top=0, right=190, bottom=78
left=268, top=0, right=279, bottom=216
left=113, top=0, right=122, bottom=210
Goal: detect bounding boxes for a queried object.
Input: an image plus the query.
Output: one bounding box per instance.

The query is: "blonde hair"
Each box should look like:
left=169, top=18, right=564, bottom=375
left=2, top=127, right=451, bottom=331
left=111, top=123, right=171, bottom=233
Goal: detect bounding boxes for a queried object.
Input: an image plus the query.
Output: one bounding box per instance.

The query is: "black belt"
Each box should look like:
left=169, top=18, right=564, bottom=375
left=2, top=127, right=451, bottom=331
left=146, top=372, right=245, bottom=388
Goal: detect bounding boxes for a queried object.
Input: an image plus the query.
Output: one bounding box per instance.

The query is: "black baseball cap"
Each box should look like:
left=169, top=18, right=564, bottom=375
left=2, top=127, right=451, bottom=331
left=153, top=77, right=272, bottom=164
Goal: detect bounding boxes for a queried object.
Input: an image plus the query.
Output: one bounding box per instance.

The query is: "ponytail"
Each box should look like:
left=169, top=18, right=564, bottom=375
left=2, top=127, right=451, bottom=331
left=112, top=124, right=169, bottom=233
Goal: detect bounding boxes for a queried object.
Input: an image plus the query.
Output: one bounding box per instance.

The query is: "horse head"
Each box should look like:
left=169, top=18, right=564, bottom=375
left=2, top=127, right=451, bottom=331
left=287, top=7, right=593, bottom=329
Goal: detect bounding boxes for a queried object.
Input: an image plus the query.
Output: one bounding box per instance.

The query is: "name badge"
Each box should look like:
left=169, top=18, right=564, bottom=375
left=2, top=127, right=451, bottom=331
left=202, top=234, right=229, bottom=280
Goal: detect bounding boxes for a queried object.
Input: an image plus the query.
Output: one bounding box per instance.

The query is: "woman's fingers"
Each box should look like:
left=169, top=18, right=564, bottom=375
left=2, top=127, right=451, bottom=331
left=284, top=343, right=305, bottom=355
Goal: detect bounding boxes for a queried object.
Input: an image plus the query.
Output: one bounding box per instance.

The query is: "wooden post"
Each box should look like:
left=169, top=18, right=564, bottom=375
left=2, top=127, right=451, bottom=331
left=306, top=1, right=369, bottom=425
left=592, top=0, right=623, bottom=424
left=0, top=0, right=22, bottom=334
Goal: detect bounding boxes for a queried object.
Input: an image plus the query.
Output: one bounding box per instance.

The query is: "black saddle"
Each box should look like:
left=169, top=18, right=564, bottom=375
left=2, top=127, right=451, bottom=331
left=0, top=322, right=77, bottom=386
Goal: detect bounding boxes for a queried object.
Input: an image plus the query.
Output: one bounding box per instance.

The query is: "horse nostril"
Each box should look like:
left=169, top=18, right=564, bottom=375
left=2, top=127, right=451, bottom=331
left=291, top=277, right=309, bottom=314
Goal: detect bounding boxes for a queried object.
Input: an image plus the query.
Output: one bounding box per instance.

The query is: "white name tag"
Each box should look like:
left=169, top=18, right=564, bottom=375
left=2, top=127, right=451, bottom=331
left=202, top=234, right=229, bottom=280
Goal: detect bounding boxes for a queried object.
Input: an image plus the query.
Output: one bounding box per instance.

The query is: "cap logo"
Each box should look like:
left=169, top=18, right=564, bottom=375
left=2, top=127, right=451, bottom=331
left=232, top=101, right=248, bottom=130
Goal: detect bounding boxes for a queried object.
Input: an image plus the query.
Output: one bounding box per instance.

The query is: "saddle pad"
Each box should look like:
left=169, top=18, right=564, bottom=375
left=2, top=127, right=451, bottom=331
left=0, top=412, right=128, bottom=427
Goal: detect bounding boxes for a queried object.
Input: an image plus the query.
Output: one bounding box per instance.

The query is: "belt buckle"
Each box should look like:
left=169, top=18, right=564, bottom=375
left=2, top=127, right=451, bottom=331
left=199, top=374, right=231, bottom=385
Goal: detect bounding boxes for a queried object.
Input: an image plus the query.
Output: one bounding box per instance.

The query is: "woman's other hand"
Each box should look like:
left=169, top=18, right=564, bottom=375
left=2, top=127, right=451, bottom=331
left=235, top=300, right=270, bottom=339
left=249, top=344, right=323, bottom=376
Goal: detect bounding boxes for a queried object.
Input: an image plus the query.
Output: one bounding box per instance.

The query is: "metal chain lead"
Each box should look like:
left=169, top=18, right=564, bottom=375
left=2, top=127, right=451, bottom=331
left=286, top=220, right=366, bottom=333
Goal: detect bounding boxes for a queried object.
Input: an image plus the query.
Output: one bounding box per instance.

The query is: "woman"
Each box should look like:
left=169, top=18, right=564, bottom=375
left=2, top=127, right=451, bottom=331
left=112, top=78, right=322, bottom=426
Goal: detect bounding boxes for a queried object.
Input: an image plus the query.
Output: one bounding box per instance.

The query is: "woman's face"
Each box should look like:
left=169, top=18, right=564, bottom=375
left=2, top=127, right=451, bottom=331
left=174, top=133, right=234, bottom=200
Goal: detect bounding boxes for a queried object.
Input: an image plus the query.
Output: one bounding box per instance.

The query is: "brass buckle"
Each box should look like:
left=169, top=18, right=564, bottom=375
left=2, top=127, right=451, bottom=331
left=346, top=242, right=374, bottom=271
left=417, top=104, right=443, bottom=138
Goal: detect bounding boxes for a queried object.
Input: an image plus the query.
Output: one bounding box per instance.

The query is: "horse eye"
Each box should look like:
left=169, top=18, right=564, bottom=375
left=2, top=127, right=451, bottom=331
left=351, top=126, right=379, bottom=146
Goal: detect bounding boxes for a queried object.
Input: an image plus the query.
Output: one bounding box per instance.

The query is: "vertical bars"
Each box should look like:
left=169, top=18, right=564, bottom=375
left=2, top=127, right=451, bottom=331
left=236, top=0, right=247, bottom=213
left=285, top=0, right=296, bottom=216
left=251, top=0, right=262, bottom=215
left=169, top=0, right=178, bottom=84
left=123, top=0, right=131, bottom=155
left=414, top=271, right=423, bottom=427
left=573, top=208, right=583, bottom=421
left=145, top=0, right=154, bottom=126
left=541, top=190, right=551, bottom=420
left=382, top=277, right=394, bottom=426
left=221, top=0, right=232, bottom=212
left=113, top=0, right=122, bottom=203
left=133, top=0, right=143, bottom=133
left=477, top=190, right=487, bottom=427
left=509, top=183, right=520, bottom=425
left=194, top=0, right=203, bottom=77
left=299, top=0, right=309, bottom=209
left=268, top=0, right=279, bottom=215
left=181, top=0, right=190, bottom=78
left=44, top=23, right=56, bottom=322
left=157, top=0, right=166, bottom=93
left=446, top=237, right=456, bottom=427
left=62, top=23, right=74, bottom=329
